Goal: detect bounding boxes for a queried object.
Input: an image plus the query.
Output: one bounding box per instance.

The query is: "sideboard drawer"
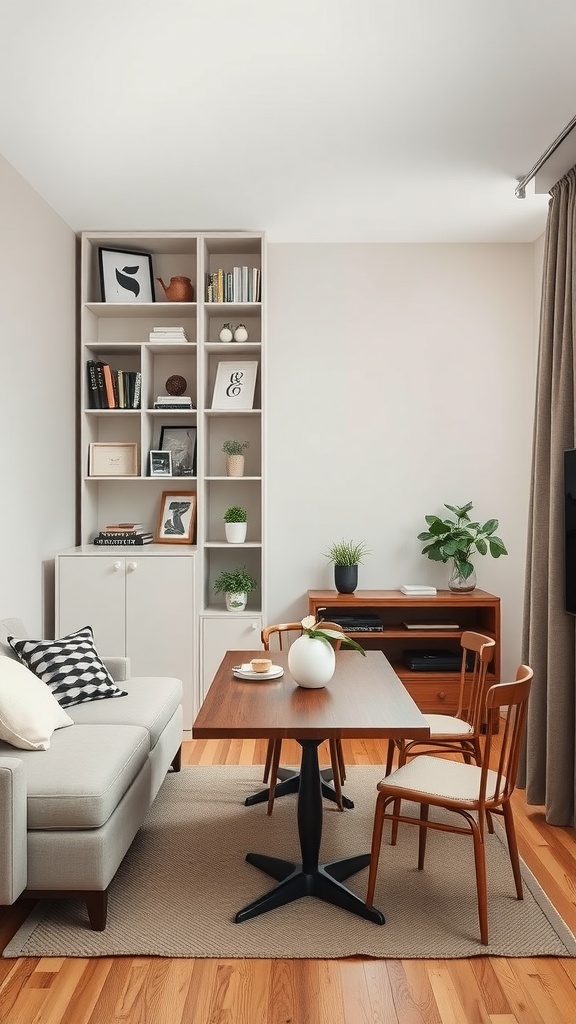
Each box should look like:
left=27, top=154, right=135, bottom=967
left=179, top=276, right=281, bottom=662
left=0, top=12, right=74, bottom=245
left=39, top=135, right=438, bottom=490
left=401, top=678, right=460, bottom=714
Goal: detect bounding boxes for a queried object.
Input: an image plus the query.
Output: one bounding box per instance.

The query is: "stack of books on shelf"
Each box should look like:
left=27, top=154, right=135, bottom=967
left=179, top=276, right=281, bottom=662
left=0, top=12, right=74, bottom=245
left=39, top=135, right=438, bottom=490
left=148, top=326, right=189, bottom=343
left=86, top=361, right=141, bottom=410
left=205, top=266, right=261, bottom=303
left=153, top=395, right=195, bottom=410
left=400, top=584, right=438, bottom=596
left=93, top=523, right=153, bottom=546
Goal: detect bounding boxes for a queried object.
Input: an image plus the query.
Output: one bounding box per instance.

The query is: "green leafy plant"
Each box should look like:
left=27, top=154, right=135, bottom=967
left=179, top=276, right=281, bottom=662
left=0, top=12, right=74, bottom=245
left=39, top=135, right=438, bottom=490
left=418, top=501, right=508, bottom=580
left=221, top=439, right=249, bottom=456
left=223, top=505, right=248, bottom=523
left=323, top=539, right=371, bottom=566
left=213, top=567, right=258, bottom=594
left=300, top=615, right=366, bottom=655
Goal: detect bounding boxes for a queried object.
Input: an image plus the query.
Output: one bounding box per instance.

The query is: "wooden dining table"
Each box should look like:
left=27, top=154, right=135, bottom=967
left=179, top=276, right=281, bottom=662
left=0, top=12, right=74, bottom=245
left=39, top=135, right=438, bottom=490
left=192, top=648, right=430, bottom=925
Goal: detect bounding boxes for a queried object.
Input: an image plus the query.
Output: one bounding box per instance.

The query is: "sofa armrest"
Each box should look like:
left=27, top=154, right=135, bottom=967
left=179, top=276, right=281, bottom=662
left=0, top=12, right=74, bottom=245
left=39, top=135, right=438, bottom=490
left=0, top=758, right=27, bottom=905
left=102, top=656, right=131, bottom=682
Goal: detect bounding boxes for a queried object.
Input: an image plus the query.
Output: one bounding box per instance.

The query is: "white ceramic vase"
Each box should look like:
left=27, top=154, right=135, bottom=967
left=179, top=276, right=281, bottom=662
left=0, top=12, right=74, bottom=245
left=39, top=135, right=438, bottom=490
left=224, top=522, right=247, bottom=543
left=225, top=591, right=247, bottom=612
left=233, top=324, right=248, bottom=342
left=287, top=634, right=336, bottom=688
left=219, top=325, right=233, bottom=342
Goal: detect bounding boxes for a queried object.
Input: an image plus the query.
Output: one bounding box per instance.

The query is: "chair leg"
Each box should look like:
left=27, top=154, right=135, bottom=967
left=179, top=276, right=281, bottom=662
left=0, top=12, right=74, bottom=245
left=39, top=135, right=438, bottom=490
left=502, top=800, right=524, bottom=900
left=417, top=803, right=429, bottom=869
left=390, top=796, right=402, bottom=846
left=328, top=739, right=344, bottom=811
left=267, top=739, right=282, bottom=816
left=263, top=738, right=274, bottom=783
left=366, top=791, right=387, bottom=906
left=471, top=821, right=489, bottom=945
left=336, top=738, right=346, bottom=782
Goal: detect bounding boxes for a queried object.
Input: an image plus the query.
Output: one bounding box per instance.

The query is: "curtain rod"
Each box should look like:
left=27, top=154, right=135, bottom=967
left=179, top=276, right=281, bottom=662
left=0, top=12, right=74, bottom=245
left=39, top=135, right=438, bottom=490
left=515, top=114, right=576, bottom=198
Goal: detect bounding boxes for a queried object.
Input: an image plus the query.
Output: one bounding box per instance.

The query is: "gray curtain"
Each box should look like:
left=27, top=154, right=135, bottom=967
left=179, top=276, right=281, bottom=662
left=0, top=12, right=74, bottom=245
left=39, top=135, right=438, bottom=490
left=520, top=167, right=576, bottom=826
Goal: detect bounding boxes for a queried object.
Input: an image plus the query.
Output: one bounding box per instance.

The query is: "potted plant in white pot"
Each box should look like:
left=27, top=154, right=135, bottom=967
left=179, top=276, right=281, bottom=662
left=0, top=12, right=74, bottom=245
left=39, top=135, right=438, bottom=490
left=223, top=505, right=248, bottom=543
left=221, top=439, right=249, bottom=477
left=213, top=566, right=258, bottom=612
left=417, top=501, right=508, bottom=592
left=323, top=539, right=371, bottom=594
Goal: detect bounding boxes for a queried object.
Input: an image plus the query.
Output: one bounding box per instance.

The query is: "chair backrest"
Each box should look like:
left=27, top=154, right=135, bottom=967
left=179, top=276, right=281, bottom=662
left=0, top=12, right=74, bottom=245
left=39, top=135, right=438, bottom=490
left=456, top=630, right=496, bottom=732
left=480, top=664, right=533, bottom=807
left=262, top=621, right=344, bottom=652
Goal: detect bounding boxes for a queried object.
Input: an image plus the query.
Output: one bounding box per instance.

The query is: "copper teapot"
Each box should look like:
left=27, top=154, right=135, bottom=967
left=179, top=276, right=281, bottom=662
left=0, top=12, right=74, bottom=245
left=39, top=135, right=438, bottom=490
left=157, top=276, right=195, bottom=302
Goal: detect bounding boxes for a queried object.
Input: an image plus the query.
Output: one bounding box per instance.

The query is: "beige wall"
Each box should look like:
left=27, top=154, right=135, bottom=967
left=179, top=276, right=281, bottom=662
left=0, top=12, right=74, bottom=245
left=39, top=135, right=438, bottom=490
left=0, top=154, right=76, bottom=634
left=266, top=243, right=537, bottom=683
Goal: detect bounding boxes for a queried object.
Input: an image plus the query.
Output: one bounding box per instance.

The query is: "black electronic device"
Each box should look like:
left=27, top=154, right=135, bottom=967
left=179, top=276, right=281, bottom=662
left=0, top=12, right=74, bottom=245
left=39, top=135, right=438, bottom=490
left=317, top=611, right=383, bottom=633
left=404, top=649, right=462, bottom=672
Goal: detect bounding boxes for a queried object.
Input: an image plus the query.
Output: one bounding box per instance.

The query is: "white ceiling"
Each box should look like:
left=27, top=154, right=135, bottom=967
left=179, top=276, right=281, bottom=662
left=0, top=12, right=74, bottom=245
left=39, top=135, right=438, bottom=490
left=2, top=0, right=576, bottom=242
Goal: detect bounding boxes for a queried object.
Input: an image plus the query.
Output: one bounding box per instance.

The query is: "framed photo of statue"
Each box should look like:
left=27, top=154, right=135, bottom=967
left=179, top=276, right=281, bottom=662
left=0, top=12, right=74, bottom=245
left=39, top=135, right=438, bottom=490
left=155, top=490, right=196, bottom=544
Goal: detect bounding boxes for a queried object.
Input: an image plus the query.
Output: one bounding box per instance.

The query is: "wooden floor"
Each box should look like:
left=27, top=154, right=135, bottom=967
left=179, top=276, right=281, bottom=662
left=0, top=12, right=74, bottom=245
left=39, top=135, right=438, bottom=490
left=0, top=733, right=575, bottom=1024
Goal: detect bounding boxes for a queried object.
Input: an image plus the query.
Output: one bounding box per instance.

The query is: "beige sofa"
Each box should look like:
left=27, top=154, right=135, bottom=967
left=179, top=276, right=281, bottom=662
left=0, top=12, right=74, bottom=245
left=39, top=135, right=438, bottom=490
left=0, top=618, right=183, bottom=930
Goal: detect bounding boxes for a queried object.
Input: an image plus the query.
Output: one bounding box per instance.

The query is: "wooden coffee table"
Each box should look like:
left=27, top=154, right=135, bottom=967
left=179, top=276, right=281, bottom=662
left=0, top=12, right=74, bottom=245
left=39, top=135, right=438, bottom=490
left=193, top=649, right=430, bottom=924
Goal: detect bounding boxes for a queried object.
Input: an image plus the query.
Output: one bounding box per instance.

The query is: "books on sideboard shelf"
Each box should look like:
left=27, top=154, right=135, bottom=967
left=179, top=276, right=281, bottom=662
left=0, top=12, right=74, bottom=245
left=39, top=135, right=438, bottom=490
left=86, top=361, right=141, bottom=410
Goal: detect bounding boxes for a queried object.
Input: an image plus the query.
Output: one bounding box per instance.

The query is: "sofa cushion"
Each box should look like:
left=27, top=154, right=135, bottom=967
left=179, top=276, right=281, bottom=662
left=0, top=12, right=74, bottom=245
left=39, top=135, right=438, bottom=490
left=68, top=675, right=183, bottom=750
left=7, top=626, right=128, bottom=709
left=0, top=656, right=74, bottom=750
left=0, top=724, right=150, bottom=829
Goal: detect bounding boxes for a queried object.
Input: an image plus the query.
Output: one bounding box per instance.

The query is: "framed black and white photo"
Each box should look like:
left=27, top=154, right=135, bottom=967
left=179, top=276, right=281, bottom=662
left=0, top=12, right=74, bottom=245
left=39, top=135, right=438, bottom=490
left=149, top=449, right=172, bottom=477
left=98, top=247, right=155, bottom=303
left=211, top=360, right=258, bottom=410
left=155, top=490, right=196, bottom=544
left=159, top=425, right=197, bottom=476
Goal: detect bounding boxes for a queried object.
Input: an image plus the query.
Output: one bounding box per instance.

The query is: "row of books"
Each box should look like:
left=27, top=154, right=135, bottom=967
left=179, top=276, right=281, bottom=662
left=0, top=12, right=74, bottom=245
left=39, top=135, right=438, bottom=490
left=87, top=361, right=142, bottom=410
left=93, top=523, right=153, bottom=546
left=205, top=267, right=261, bottom=304
left=153, top=395, right=195, bottom=410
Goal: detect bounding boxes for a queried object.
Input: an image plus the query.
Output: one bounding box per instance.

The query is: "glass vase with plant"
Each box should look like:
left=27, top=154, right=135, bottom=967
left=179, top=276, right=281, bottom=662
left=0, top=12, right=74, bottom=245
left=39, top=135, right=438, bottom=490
left=417, top=501, right=508, bottom=592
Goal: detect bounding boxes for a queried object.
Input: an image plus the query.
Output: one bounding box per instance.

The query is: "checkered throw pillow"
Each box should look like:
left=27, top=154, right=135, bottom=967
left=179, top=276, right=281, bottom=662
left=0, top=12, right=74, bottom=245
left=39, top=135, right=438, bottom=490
left=7, top=626, right=127, bottom=708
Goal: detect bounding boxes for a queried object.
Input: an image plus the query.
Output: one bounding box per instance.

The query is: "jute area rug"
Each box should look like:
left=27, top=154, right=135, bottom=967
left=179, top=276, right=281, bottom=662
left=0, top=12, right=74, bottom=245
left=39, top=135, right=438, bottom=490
left=4, top=765, right=575, bottom=960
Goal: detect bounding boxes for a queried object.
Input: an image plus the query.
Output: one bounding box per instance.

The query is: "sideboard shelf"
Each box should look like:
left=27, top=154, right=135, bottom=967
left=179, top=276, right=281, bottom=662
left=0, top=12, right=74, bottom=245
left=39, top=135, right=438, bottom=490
left=308, top=589, right=501, bottom=718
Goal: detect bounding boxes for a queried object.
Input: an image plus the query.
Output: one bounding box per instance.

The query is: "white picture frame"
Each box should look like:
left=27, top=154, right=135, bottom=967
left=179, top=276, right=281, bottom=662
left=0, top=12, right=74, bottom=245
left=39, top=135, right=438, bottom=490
left=149, top=449, right=172, bottom=477
left=89, top=442, right=139, bottom=477
left=211, top=361, right=258, bottom=411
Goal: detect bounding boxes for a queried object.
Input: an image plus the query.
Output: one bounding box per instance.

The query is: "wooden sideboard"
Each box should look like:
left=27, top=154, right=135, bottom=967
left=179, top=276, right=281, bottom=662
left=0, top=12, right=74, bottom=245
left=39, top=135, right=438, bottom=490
left=308, top=589, right=501, bottom=719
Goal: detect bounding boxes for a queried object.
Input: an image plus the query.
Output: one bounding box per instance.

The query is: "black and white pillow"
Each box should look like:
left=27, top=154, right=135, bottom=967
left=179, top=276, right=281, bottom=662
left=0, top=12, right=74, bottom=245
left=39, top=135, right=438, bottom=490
left=7, top=626, right=127, bottom=709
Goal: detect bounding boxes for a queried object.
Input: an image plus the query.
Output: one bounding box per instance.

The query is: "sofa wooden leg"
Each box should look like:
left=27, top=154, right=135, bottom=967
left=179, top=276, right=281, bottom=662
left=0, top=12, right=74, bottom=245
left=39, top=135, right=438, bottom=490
left=85, top=890, right=108, bottom=931
left=171, top=745, right=182, bottom=772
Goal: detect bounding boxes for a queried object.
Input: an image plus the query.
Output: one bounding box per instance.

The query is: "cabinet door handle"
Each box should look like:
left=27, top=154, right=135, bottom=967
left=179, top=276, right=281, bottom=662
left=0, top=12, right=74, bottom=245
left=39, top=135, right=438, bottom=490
left=438, top=691, right=447, bottom=701
left=250, top=621, right=258, bottom=630
left=127, top=562, right=138, bottom=572
left=113, top=561, right=122, bottom=571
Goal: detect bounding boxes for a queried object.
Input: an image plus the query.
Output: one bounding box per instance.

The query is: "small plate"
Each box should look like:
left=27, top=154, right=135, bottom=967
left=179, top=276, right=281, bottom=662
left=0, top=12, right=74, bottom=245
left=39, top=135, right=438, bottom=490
left=232, top=665, right=284, bottom=681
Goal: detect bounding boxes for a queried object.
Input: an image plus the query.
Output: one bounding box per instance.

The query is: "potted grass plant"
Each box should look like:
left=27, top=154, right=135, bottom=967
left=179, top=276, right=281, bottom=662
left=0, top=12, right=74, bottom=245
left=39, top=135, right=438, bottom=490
left=221, top=439, right=249, bottom=477
left=323, top=539, right=371, bottom=594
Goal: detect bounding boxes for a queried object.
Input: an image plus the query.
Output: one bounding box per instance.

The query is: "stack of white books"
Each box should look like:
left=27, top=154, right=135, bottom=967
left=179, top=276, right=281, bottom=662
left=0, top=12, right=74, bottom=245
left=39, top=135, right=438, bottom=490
left=153, top=395, right=194, bottom=409
left=400, top=584, right=438, bottom=596
left=148, top=326, right=189, bottom=342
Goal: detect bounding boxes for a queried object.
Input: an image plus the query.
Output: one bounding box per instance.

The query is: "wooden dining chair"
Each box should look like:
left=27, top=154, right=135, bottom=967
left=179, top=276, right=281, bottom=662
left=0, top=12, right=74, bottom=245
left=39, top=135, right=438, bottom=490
left=262, top=621, right=346, bottom=814
left=385, top=630, right=496, bottom=778
left=365, top=665, right=533, bottom=945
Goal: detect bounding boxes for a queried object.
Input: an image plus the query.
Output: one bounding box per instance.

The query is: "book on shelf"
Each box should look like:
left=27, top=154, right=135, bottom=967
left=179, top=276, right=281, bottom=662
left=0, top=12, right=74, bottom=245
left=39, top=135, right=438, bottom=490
left=151, top=326, right=188, bottom=333
left=400, top=585, right=438, bottom=596
left=100, top=529, right=148, bottom=537
left=149, top=329, right=188, bottom=342
left=94, top=534, right=153, bottom=546
left=86, top=360, right=102, bottom=409
left=403, top=621, right=459, bottom=630
left=104, top=522, right=144, bottom=530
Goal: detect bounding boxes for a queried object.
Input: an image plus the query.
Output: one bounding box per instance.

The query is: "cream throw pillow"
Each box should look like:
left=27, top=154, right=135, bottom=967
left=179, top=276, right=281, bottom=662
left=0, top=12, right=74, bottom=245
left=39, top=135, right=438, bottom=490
left=0, top=655, right=74, bottom=750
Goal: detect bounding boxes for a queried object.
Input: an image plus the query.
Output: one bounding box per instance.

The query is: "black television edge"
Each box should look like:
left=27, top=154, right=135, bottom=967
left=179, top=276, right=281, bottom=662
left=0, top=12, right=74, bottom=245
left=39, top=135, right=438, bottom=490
left=564, top=448, right=576, bottom=615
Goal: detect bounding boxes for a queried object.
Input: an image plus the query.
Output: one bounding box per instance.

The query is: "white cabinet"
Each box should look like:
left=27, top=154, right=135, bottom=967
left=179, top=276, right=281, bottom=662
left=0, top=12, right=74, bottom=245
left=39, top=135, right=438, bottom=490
left=56, top=550, right=196, bottom=731
left=200, top=614, right=262, bottom=706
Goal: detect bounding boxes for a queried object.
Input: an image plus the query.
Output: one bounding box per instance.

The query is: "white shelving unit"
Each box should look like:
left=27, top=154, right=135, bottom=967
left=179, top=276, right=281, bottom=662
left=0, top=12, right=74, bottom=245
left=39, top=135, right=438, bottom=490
left=55, top=231, right=266, bottom=730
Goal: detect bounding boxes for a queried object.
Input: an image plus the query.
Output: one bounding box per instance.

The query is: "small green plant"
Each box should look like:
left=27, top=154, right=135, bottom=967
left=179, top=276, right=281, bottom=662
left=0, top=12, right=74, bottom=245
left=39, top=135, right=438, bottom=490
left=223, top=505, right=248, bottom=523
left=323, top=539, right=371, bottom=566
left=418, top=501, right=508, bottom=580
left=213, top=566, right=258, bottom=594
left=221, top=439, right=250, bottom=456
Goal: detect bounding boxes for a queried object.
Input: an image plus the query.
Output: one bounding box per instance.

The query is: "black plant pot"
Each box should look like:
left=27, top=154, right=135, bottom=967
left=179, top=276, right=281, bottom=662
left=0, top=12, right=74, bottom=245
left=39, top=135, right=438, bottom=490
left=334, top=564, right=358, bottom=594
